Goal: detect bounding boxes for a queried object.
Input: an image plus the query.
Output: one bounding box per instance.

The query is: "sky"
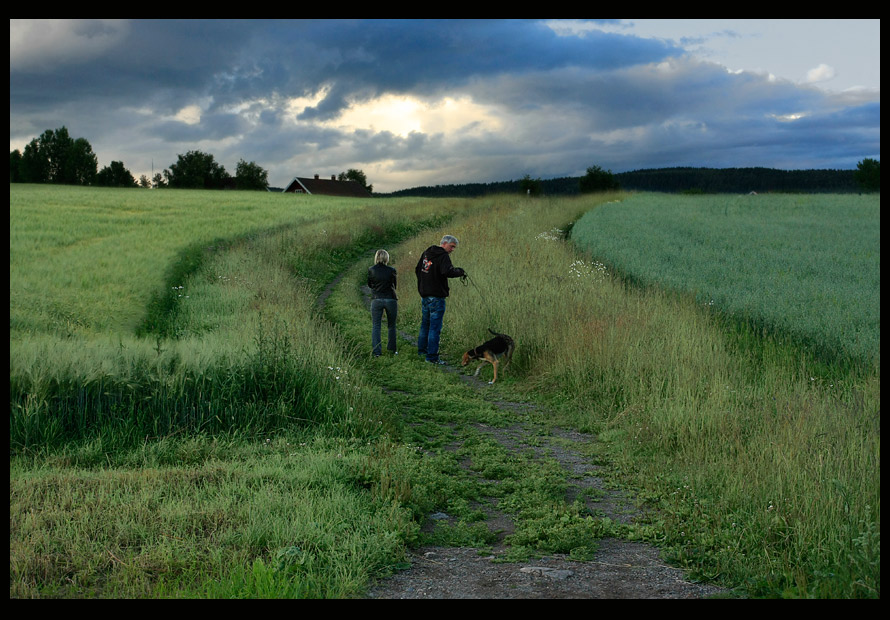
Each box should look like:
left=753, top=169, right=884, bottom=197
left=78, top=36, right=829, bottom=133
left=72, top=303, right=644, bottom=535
left=9, top=19, right=881, bottom=193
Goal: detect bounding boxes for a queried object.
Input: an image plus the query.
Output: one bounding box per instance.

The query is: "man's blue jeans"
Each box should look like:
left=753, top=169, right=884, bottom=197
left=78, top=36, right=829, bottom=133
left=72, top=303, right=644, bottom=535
left=418, top=296, right=446, bottom=362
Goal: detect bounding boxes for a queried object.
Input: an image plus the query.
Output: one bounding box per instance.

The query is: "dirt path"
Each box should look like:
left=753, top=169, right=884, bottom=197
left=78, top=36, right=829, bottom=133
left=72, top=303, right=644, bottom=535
left=365, top=404, right=725, bottom=599
left=324, top=271, right=728, bottom=599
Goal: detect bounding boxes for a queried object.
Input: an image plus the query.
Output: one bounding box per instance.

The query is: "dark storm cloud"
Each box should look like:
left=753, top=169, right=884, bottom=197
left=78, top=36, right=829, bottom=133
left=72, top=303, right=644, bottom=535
left=11, top=20, right=249, bottom=111
left=9, top=19, right=880, bottom=191
left=11, top=19, right=682, bottom=117
left=291, top=19, right=682, bottom=120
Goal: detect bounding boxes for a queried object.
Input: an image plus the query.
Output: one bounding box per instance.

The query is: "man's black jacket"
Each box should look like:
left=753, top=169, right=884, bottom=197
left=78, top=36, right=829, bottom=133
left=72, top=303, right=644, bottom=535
left=415, top=245, right=464, bottom=298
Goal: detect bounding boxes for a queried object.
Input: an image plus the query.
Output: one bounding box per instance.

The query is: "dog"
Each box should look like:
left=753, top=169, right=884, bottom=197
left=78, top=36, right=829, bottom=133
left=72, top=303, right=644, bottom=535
left=461, top=329, right=515, bottom=384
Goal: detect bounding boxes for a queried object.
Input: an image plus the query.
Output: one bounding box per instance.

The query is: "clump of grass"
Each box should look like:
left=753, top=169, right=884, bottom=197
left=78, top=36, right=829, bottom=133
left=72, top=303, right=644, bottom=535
left=9, top=437, right=423, bottom=598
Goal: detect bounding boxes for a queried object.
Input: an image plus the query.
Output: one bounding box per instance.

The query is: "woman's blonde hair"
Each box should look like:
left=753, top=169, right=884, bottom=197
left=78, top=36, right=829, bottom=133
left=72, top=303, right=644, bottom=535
left=374, top=249, right=390, bottom=265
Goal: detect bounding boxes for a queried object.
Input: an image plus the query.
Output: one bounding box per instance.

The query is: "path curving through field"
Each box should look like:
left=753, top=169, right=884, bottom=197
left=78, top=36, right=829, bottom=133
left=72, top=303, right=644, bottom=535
left=320, top=258, right=728, bottom=599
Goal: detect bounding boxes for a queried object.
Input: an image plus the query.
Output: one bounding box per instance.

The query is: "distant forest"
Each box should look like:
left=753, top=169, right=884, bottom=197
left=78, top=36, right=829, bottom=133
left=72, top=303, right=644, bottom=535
left=381, top=167, right=860, bottom=197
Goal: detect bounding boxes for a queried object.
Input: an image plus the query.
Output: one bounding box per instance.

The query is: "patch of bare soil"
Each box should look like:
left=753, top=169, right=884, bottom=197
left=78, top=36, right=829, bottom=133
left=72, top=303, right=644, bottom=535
left=366, top=541, right=723, bottom=599
left=338, top=278, right=727, bottom=598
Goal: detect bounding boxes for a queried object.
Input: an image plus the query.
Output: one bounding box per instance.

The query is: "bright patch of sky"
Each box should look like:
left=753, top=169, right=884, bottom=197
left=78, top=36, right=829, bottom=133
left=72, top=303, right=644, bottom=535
left=320, top=94, right=504, bottom=138
left=551, top=19, right=879, bottom=92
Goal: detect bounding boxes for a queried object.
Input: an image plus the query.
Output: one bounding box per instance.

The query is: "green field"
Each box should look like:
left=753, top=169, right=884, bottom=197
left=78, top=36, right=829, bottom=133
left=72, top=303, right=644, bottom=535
left=9, top=184, right=436, bottom=338
left=10, top=185, right=880, bottom=598
left=570, top=193, right=880, bottom=365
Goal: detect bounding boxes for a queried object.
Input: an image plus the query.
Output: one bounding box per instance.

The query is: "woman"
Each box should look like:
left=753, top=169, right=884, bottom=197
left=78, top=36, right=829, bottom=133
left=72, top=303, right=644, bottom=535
left=367, top=249, right=398, bottom=357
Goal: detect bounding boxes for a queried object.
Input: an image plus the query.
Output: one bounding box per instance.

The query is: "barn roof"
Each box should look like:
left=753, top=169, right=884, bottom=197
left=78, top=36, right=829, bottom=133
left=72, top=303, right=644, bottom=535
left=284, top=175, right=372, bottom=198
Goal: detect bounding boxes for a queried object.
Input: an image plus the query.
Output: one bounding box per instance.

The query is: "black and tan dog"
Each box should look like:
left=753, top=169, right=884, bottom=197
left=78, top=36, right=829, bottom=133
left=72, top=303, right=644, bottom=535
left=461, top=329, right=515, bottom=384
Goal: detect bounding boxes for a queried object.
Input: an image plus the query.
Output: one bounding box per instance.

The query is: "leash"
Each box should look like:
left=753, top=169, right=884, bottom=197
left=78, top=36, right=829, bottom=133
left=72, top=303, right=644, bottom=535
left=460, top=273, right=497, bottom=329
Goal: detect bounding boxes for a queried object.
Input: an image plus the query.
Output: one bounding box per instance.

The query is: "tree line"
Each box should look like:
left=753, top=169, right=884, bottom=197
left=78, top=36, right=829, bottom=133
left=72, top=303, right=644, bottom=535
left=382, top=162, right=879, bottom=197
left=12, top=125, right=876, bottom=196
left=615, top=165, right=876, bottom=194
left=159, top=150, right=268, bottom=190
left=10, top=126, right=270, bottom=190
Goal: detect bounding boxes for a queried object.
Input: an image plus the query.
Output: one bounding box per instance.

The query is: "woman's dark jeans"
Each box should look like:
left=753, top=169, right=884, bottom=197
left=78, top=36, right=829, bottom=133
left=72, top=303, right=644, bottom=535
left=418, top=296, right=446, bottom=362
left=371, top=298, right=398, bottom=356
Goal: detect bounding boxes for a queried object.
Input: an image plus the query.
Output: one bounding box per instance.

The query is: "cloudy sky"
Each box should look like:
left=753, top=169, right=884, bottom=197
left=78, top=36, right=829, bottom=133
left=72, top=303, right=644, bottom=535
left=9, top=19, right=880, bottom=192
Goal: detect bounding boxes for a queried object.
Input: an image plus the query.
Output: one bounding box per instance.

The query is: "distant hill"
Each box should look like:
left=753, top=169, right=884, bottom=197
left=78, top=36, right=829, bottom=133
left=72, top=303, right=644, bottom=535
left=380, top=167, right=860, bottom=197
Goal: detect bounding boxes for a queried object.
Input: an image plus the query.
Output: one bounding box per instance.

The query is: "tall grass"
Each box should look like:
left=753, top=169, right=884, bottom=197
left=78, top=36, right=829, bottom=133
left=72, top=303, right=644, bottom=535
left=388, top=192, right=879, bottom=597
left=10, top=185, right=465, bottom=452
left=10, top=437, right=424, bottom=598
left=10, top=186, right=879, bottom=597
left=11, top=185, right=473, bottom=597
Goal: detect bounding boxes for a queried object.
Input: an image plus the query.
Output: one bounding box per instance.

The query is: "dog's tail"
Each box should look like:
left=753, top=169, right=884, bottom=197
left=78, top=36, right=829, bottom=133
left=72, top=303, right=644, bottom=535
left=488, top=328, right=508, bottom=338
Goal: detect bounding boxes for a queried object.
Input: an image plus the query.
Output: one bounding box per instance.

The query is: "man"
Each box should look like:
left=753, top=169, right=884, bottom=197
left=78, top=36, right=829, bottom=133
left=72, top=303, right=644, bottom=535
left=415, top=234, right=466, bottom=364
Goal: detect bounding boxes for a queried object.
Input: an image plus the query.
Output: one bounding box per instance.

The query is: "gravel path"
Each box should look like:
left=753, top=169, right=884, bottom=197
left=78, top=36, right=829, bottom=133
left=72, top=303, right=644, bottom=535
left=366, top=410, right=726, bottom=599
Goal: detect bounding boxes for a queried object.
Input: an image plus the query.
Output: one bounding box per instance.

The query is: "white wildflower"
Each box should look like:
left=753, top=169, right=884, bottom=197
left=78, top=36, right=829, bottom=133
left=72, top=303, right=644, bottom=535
left=535, top=228, right=564, bottom=241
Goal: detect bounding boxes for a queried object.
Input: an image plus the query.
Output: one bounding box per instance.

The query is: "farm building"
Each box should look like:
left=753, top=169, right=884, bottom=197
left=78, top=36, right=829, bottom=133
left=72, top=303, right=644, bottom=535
left=283, top=174, right=372, bottom=198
